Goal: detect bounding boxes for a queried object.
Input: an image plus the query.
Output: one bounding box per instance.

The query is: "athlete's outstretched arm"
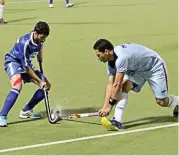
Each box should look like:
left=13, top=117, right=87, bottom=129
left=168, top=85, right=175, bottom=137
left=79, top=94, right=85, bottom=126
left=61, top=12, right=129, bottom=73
left=19, top=45, right=46, bottom=88
left=109, top=72, right=125, bottom=105
left=103, top=75, right=115, bottom=107
left=25, top=67, right=42, bottom=83
left=98, top=75, right=115, bottom=116
left=37, top=47, right=43, bottom=62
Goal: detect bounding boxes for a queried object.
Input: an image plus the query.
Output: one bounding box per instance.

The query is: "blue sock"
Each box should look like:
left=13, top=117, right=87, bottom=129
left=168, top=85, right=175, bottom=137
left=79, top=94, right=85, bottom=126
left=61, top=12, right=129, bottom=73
left=22, top=89, right=45, bottom=111
left=50, top=0, right=53, bottom=4
left=66, top=0, right=69, bottom=4
left=0, top=88, right=20, bottom=117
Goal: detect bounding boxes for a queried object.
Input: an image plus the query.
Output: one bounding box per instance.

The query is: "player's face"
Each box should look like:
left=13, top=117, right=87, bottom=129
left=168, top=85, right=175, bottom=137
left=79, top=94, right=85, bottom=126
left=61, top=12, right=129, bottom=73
left=33, top=32, right=48, bottom=44
left=38, top=34, right=48, bottom=43
left=95, top=50, right=113, bottom=63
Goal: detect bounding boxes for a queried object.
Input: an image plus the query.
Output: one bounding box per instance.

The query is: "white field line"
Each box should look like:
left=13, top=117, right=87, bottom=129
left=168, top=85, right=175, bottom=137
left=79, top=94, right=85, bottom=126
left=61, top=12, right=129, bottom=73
left=0, top=123, right=178, bottom=153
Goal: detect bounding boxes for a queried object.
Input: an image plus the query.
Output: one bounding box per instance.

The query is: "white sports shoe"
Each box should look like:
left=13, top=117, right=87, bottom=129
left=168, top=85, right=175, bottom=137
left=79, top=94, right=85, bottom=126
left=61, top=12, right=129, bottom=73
left=49, top=4, right=53, bottom=8
left=66, top=3, right=73, bottom=8
left=19, top=109, right=42, bottom=119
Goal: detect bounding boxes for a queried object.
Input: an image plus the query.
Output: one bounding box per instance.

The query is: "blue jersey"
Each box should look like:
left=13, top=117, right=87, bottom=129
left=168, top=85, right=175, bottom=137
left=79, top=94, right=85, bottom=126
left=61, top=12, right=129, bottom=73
left=5, top=31, right=43, bottom=68
left=4, top=31, right=43, bottom=79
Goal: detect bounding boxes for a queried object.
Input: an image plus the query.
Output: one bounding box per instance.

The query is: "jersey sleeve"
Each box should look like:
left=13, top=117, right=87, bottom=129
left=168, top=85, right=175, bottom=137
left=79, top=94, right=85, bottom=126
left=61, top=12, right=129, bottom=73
left=115, top=56, right=128, bottom=73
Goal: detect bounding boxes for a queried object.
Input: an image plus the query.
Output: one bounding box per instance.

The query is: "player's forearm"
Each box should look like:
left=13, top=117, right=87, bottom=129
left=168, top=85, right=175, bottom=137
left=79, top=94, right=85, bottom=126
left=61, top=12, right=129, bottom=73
left=25, top=67, right=42, bottom=83
left=111, top=84, right=122, bottom=100
left=37, top=48, right=43, bottom=62
left=37, top=56, right=42, bottom=62
left=109, top=72, right=124, bottom=101
left=103, top=83, right=113, bottom=108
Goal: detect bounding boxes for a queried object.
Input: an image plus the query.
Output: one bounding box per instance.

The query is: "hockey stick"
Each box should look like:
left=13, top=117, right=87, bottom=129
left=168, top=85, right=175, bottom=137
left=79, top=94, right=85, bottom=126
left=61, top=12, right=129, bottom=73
left=39, top=61, right=60, bottom=124
left=59, top=112, right=99, bottom=120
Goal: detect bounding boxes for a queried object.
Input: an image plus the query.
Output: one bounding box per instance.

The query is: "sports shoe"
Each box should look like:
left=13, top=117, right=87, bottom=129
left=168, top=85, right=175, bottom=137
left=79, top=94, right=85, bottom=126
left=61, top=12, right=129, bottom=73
left=0, top=18, right=8, bottom=24
left=19, top=109, right=42, bottom=119
left=49, top=3, right=53, bottom=8
left=101, top=117, right=123, bottom=131
left=0, top=116, right=8, bottom=127
left=173, top=105, right=178, bottom=117
left=66, top=3, right=73, bottom=8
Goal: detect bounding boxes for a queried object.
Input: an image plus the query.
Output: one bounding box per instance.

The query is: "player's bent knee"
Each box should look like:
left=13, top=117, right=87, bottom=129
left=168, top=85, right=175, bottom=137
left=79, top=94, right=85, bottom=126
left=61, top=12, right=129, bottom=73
left=11, top=76, right=23, bottom=90
left=12, top=83, right=22, bottom=90
left=122, top=80, right=133, bottom=93
left=156, top=98, right=168, bottom=107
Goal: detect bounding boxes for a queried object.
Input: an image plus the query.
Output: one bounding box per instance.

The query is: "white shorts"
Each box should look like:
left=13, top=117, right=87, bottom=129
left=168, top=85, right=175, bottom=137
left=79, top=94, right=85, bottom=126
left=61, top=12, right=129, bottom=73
left=123, top=63, right=168, bottom=99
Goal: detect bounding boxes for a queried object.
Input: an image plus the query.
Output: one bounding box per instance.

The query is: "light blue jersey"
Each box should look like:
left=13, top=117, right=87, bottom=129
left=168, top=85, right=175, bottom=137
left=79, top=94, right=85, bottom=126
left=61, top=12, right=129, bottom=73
left=4, top=31, right=43, bottom=79
left=107, top=43, right=168, bottom=99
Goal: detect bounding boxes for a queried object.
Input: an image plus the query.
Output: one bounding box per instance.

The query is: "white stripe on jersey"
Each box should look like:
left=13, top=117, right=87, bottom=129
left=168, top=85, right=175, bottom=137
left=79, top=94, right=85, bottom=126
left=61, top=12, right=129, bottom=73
left=9, top=63, right=14, bottom=75
left=30, top=32, right=38, bottom=46
left=23, top=40, right=30, bottom=67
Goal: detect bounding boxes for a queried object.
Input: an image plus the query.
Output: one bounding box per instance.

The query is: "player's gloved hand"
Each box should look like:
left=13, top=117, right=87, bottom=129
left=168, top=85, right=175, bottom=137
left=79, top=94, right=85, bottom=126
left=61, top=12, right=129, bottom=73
left=98, top=106, right=112, bottom=117
left=39, top=81, right=47, bottom=89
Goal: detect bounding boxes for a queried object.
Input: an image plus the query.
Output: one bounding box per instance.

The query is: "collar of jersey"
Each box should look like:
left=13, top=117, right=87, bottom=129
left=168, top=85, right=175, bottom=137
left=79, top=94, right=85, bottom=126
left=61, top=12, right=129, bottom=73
left=108, top=51, right=118, bottom=68
left=30, top=31, right=38, bottom=46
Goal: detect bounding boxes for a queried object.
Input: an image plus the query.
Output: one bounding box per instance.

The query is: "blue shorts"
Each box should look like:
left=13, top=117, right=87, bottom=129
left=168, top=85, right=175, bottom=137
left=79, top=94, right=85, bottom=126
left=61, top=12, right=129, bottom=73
left=123, top=63, right=168, bottom=99
left=4, top=57, right=42, bottom=83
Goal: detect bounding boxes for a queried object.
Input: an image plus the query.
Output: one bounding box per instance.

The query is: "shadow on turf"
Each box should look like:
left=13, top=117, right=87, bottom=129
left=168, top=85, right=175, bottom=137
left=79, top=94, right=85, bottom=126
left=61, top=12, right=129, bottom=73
left=123, top=115, right=178, bottom=129
left=40, top=107, right=99, bottom=117
left=8, top=118, right=45, bottom=125
left=8, top=110, right=177, bottom=127
left=62, top=119, right=101, bottom=126
left=41, top=107, right=102, bottom=125
left=7, top=107, right=100, bottom=126
left=8, top=17, right=37, bottom=23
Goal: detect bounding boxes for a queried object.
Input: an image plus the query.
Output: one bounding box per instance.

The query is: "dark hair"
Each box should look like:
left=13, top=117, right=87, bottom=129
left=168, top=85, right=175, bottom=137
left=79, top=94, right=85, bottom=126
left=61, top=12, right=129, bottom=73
left=34, top=21, right=50, bottom=36
left=93, top=39, right=114, bottom=52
